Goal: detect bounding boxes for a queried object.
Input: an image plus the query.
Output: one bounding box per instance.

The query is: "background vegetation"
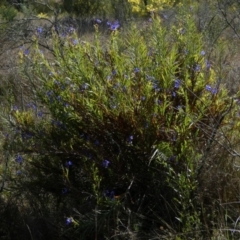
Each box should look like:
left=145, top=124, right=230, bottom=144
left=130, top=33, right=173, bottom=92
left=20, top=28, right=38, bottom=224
left=1, top=0, right=240, bottom=239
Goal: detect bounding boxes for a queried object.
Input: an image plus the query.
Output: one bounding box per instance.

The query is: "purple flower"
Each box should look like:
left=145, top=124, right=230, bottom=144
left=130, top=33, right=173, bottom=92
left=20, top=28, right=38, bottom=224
left=13, top=105, right=18, bottom=111
left=15, top=154, right=23, bottom=163
left=24, top=49, right=29, bottom=56
left=95, top=18, right=102, bottom=24
left=68, top=26, right=75, bottom=34
left=102, top=160, right=110, bottom=168
left=168, top=155, right=176, bottom=162
left=206, top=60, right=211, bottom=70
left=127, top=135, right=133, bottom=144
left=205, top=84, right=217, bottom=94
left=62, top=187, right=69, bottom=194
left=174, top=79, right=181, bottom=89
left=72, top=39, right=78, bottom=45
left=37, top=111, right=43, bottom=118
left=205, top=85, right=212, bottom=91
left=37, top=27, right=43, bottom=35
left=26, top=102, right=37, bottom=110
left=200, top=50, right=206, bottom=56
left=105, top=190, right=115, bottom=200
left=134, top=67, right=140, bottom=73
left=65, top=161, right=73, bottom=167
left=193, top=64, right=201, bottom=72
left=66, top=217, right=72, bottom=225
left=112, top=70, right=117, bottom=76
left=108, top=20, right=120, bottom=31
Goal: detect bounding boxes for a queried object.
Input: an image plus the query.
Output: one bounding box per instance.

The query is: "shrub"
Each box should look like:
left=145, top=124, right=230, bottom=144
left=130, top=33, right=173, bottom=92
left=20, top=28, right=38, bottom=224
left=4, top=13, right=239, bottom=239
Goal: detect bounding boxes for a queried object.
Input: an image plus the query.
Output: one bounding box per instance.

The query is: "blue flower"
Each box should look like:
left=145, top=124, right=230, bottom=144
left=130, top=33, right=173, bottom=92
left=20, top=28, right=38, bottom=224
left=68, top=26, right=75, bottom=34
left=193, top=64, right=201, bottom=72
left=95, top=18, right=102, bottom=24
left=37, top=27, right=43, bottom=35
left=102, top=160, right=110, bottom=168
left=206, top=60, right=211, bottom=70
left=66, top=217, right=72, bottom=225
left=15, top=154, right=23, bottom=163
left=200, top=50, right=206, bottom=56
left=134, top=67, right=140, bottom=73
left=174, top=79, right=181, bottom=89
left=26, top=102, right=37, bottom=110
left=127, top=135, right=134, bottom=144
left=108, top=20, right=120, bottom=31
left=65, top=161, right=73, bottom=168
left=105, top=190, right=115, bottom=200
left=72, top=39, right=78, bottom=45
left=37, top=111, right=43, bottom=118
left=13, top=105, right=18, bottom=111
left=24, top=49, right=29, bottom=56
left=205, top=84, right=217, bottom=94
left=62, top=187, right=69, bottom=194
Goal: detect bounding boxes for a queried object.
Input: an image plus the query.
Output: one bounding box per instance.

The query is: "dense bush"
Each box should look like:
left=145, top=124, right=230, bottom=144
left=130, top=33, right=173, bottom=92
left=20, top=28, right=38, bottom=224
left=1, top=11, right=238, bottom=239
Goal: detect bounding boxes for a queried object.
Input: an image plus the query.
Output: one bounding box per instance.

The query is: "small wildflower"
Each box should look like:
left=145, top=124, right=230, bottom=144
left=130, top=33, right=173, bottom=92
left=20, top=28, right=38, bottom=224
left=134, top=67, right=140, bottom=73
left=24, top=49, right=29, bottom=56
left=105, top=190, right=115, bottom=200
left=65, top=161, right=73, bottom=168
left=174, top=79, right=181, bottom=89
left=95, top=18, right=102, bottom=24
left=13, top=105, right=18, bottom=111
left=4, top=133, right=9, bottom=139
left=46, top=90, right=53, bottom=99
left=37, top=111, right=43, bottom=118
left=15, top=154, right=23, bottom=163
left=72, top=39, right=78, bottom=45
left=66, top=217, right=73, bottom=225
left=62, top=187, right=69, bottom=194
left=193, top=64, right=201, bottom=72
left=26, top=103, right=37, bottom=110
left=200, top=50, right=206, bottom=56
left=205, top=84, right=217, bottom=94
left=168, top=155, right=177, bottom=162
left=172, top=91, right=177, bottom=97
left=112, top=69, right=117, bottom=76
left=81, top=83, right=89, bottom=90
left=108, top=20, right=120, bottom=31
left=127, top=135, right=134, bottom=144
left=102, top=160, right=110, bottom=168
left=68, top=26, right=75, bottom=34
left=206, top=60, right=211, bottom=70
left=37, top=27, right=43, bottom=35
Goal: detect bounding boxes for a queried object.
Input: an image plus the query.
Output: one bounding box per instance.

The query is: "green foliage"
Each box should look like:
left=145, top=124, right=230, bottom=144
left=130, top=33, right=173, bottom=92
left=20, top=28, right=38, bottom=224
left=0, top=4, right=18, bottom=21
left=3, top=11, right=239, bottom=239
left=62, top=0, right=104, bottom=16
